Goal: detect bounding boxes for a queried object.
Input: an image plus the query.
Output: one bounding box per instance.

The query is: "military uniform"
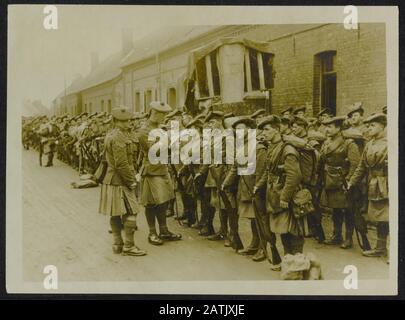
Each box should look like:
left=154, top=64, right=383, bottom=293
left=136, top=101, right=181, bottom=245
left=256, top=117, right=306, bottom=256
left=98, top=106, right=146, bottom=256
left=39, top=121, right=59, bottom=167
left=350, top=113, right=388, bottom=257
left=223, top=117, right=263, bottom=256
left=320, top=116, right=361, bottom=248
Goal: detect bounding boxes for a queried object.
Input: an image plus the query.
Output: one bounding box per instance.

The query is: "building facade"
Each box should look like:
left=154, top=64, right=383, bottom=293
left=52, top=23, right=386, bottom=117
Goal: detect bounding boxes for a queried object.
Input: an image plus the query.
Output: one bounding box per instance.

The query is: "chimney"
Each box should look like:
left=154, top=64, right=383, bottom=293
left=121, top=28, right=133, bottom=55
left=90, top=52, right=99, bottom=71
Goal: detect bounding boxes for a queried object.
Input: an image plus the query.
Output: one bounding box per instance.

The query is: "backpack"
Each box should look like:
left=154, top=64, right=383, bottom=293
left=282, top=135, right=319, bottom=187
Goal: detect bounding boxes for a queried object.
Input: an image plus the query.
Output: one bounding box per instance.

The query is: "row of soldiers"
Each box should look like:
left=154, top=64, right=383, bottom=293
left=22, top=101, right=389, bottom=267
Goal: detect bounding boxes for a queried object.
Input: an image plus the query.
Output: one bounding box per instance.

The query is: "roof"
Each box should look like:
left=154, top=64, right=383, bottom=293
left=120, top=25, right=221, bottom=68
left=55, top=26, right=222, bottom=100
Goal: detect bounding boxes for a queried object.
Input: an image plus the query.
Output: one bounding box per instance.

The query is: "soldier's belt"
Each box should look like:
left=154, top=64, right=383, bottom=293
left=325, top=164, right=347, bottom=175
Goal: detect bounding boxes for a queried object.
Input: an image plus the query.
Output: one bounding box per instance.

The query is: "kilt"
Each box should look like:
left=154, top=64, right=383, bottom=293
left=238, top=201, right=255, bottom=219
left=99, top=184, right=140, bottom=217
left=140, top=174, right=175, bottom=206
left=367, top=199, right=389, bottom=222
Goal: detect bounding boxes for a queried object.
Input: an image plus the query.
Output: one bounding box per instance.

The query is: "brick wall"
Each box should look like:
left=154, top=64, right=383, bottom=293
left=238, top=23, right=387, bottom=117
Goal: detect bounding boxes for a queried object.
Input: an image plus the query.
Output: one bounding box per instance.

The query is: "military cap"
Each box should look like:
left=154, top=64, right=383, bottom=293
left=382, top=105, right=387, bottom=114
left=322, top=115, right=347, bottom=127
left=363, top=113, right=387, bottom=126
left=195, top=113, right=206, bottom=121
left=318, top=108, right=333, bottom=117
left=232, top=116, right=257, bottom=129
left=280, top=115, right=291, bottom=125
left=223, top=116, right=240, bottom=129
left=307, top=130, right=327, bottom=142
left=293, top=106, right=306, bottom=115
left=224, top=112, right=235, bottom=119
left=257, top=115, right=281, bottom=129
left=166, top=107, right=182, bottom=119
left=280, top=106, right=293, bottom=115
left=149, top=101, right=172, bottom=113
left=111, top=106, right=133, bottom=121
left=204, top=110, right=224, bottom=123
left=80, top=112, right=88, bottom=117
left=291, top=116, right=308, bottom=127
left=342, top=127, right=365, bottom=140
left=185, top=118, right=204, bottom=129
left=347, top=102, right=364, bottom=118
left=251, top=109, right=266, bottom=119
left=103, top=116, right=113, bottom=124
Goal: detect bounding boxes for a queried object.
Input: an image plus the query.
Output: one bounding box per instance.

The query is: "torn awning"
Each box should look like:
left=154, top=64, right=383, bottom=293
left=186, top=37, right=273, bottom=79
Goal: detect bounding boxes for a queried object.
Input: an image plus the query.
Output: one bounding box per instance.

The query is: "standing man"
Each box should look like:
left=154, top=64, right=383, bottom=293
left=99, top=106, right=146, bottom=256
left=320, top=116, right=361, bottom=249
left=256, top=115, right=305, bottom=265
left=39, top=119, right=59, bottom=167
left=349, top=113, right=389, bottom=258
left=137, top=101, right=182, bottom=245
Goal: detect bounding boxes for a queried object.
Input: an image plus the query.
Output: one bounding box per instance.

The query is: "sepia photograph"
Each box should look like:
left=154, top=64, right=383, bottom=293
left=6, top=5, right=399, bottom=295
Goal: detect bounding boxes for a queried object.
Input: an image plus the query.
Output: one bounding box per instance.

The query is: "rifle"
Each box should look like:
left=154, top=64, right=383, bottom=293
left=239, top=174, right=281, bottom=266
left=39, top=141, right=43, bottom=166
left=337, top=167, right=368, bottom=250
left=169, top=163, right=185, bottom=226
left=210, top=165, right=243, bottom=251
left=187, top=164, right=200, bottom=225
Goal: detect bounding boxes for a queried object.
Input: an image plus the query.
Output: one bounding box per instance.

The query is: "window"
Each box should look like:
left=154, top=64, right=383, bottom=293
left=167, top=87, right=177, bottom=109
left=244, top=48, right=274, bottom=93
left=108, top=99, right=112, bottom=113
left=89, top=102, right=92, bottom=113
left=101, top=100, right=104, bottom=112
left=134, top=92, right=141, bottom=112
left=195, top=50, right=221, bottom=99
left=313, top=51, right=337, bottom=115
left=84, top=103, right=87, bottom=113
left=144, top=90, right=152, bottom=112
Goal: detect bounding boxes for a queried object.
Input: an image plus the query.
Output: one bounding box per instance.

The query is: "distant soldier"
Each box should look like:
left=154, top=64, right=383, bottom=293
left=98, top=106, right=146, bottom=256
left=280, top=106, right=293, bottom=120
left=293, top=106, right=306, bottom=118
left=317, top=108, right=333, bottom=135
left=319, top=116, right=361, bottom=249
left=38, top=119, right=59, bottom=167
left=291, top=116, right=308, bottom=139
left=223, top=117, right=273, bottom=260
left=349, top=113, right=388, bottom=259
left=137, top=101, right=182, bottom=245
left=280, top=115, right=292, bottom=135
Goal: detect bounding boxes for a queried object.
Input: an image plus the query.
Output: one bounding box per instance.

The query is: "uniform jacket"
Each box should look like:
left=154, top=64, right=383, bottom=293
left=223, top=140, right=267, bottom=202
left=350, top=136, right=388, bottom=201
left=319, top=133, right=361, bottom=208
left=103, top=128, right=136, bottom=188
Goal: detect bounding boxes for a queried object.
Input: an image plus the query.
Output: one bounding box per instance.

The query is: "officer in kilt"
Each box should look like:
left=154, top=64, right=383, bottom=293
left=98, top=106, right=146, bottom=256
left=136, top=101, right=182, bottom=246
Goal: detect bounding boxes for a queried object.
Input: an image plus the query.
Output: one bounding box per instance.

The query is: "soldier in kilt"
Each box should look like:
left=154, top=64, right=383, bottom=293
left=136, top=101, right=182, bottom=246
left=98, top=106, right=146, bottom=256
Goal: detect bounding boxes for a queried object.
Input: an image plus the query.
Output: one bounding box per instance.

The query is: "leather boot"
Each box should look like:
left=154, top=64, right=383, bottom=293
left=110, top=216, right=123, bottom=254
left=252, top=248, right=266, bottom=262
